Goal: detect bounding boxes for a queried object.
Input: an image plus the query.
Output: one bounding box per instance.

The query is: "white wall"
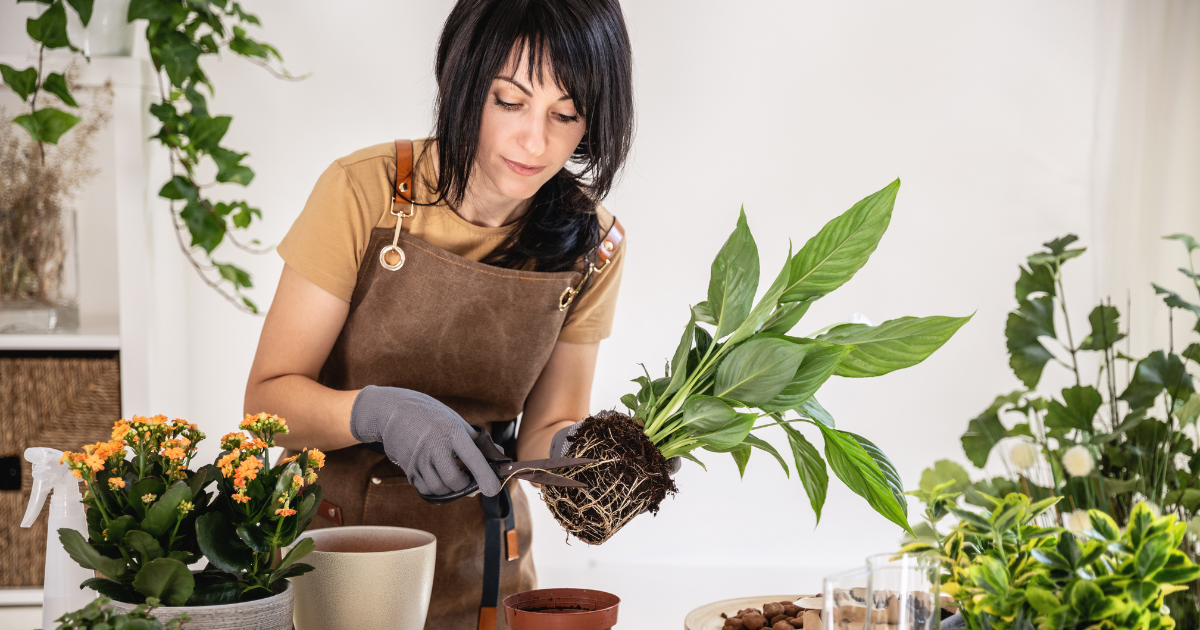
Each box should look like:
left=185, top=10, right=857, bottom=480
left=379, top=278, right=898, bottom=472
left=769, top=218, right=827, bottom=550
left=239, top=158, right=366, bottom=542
left=4, top=0, right=1199, bottom=625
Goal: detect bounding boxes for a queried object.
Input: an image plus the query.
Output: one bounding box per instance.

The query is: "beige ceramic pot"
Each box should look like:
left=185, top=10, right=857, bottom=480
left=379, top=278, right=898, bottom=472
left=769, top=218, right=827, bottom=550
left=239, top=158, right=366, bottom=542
left=107, top=581, right=293, bottom=630
left=286, top=525, right=437, bottom=630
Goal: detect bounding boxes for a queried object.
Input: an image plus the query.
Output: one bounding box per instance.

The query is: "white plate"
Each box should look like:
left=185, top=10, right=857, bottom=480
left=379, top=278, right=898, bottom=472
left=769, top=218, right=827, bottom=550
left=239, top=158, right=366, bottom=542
left=683, top=594, right=817, bottom=630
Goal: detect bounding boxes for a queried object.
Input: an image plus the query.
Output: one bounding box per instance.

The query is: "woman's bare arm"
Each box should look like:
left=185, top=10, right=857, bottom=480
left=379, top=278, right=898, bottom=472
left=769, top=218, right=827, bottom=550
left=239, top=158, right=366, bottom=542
left=516, top=340, right=599, bottom=462
left=244, top=264, right=360, bottom=451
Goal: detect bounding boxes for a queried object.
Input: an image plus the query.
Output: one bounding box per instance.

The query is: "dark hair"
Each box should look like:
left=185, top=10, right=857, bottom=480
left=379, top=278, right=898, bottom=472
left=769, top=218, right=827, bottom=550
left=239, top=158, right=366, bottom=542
left=430, top=0, right=634, bottom=272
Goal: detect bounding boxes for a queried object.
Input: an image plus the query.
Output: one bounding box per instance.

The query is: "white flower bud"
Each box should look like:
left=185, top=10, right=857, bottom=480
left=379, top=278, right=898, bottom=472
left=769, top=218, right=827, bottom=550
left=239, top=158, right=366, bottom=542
left=1009, top=441, right=1039, bottom=470
left=1062, top=445, right=1095, bottom=477
left=1065, top=510, right=1090, bottom=532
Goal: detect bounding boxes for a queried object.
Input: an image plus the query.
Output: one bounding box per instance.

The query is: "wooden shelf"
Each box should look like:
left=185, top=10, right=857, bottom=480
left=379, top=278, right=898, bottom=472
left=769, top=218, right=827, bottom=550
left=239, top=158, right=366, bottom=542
left=0, top=588, right=42, bottom=607
left=0, top=323, right=120, bottom=351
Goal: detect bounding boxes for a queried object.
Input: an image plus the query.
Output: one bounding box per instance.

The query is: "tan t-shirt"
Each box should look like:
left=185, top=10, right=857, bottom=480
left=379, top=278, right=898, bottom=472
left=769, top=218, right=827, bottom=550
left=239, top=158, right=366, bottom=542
left=277, top=138, right=625, bottom=343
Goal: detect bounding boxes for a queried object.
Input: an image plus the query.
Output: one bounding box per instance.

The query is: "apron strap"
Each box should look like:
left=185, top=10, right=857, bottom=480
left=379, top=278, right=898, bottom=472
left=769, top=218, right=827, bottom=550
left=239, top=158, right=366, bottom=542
left=380, top=140, right=416, bottom=271
left=559, top=216, right=626, bottom=311
left=480, top=486, right=514, bottom=630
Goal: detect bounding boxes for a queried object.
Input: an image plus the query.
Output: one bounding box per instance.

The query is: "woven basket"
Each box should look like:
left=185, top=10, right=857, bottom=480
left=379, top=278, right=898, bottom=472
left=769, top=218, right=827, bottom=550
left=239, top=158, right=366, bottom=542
left=0, top=350, right=121, bottom=587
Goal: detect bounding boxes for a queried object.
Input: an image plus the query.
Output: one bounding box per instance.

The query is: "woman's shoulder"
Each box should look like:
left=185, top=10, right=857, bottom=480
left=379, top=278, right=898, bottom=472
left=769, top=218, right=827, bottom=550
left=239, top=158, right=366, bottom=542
left=330, top=137, right=433, bottom=178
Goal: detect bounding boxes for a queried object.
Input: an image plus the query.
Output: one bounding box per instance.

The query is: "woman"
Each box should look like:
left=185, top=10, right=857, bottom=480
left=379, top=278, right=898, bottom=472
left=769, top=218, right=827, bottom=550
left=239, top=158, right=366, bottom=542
left=243, top=0, right=632, bottom=628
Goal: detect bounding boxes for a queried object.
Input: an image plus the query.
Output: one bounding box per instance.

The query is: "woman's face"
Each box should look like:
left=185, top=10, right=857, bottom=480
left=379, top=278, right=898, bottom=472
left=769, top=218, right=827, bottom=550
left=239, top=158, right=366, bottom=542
left=474, top=48, right=587, bottom=203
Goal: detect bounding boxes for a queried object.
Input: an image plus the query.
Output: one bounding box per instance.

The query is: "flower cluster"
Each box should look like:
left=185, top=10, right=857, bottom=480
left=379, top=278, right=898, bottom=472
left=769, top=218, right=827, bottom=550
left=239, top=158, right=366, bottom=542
left=216, top=434, right=269, bottom=505
left=240, top=412, right=288, bottom=443
left=60, top=439, right=126, bottom=481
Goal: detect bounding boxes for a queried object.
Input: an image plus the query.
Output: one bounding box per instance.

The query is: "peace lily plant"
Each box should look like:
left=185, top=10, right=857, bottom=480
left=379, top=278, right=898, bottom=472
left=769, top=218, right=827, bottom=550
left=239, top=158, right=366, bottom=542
left=541, top=180, right=972, bottom=544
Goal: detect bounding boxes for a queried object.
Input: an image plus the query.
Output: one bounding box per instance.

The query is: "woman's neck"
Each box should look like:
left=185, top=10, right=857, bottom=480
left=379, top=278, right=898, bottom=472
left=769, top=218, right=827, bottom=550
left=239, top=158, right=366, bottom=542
left=451, top=163, right=531, bottom=228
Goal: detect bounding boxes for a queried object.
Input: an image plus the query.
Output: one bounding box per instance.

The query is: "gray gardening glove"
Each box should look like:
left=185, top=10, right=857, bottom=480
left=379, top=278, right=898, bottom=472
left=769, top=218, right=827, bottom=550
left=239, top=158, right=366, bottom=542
left=549, top=421, right=683, bottom=474
left=351, top=385, right=503, bottom=497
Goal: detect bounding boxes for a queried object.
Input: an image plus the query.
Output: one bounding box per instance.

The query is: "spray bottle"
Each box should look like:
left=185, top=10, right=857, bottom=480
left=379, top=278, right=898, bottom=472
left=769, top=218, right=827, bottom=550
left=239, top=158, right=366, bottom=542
left=22, top=447, right=97, bottom=629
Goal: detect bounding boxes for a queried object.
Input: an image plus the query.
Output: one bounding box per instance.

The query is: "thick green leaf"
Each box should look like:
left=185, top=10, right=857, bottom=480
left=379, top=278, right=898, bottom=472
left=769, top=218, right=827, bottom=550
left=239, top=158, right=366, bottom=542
left=1153, top=283, right=1200, bottom=318
left=1079, top=305, right=1125, bottom=351
left=42, top=72, right=77, bottom=107
left=693, top=301, right=716, bottom=325
left=782, top=424, right=828, bottom=523
left=781, top=180, right=897, bottom=302
left=27, top=1, right=71, bottom=49
left=696, top=413, right=757, bottom=451
left=81, top=577, right=138, bottom=602
left=761, top=341, right=853, bottom=412
left=1025, top=587, right=1062, bottom=615
left=1045, top=385, right=1102, bottom=432
left=132, top=558, right=194, bottom=607
left=124, top=530, right=164, bottom=563
left=970, top=555, right=1009, bottom=596
left=818, top=424, right=912, bottom=534
left=817, top=315, right=970, bottom=378
left=59, top=528, right=126, bottom=579
left=294, top=484, right=323, bottom=536
left=1087, top=510, right=1121, bottom=541
left=104, top=515, right=137, bottom=545
left=237, top=523, right=274, bottom=553
left=1165, top=233, right=1199, bottom=253
left=665, top=310, right=696, bottom=396
left=1068, top=580, right=1104, bottom=617
left=196, top=511, right=251, bottom=573
left=188, top=579, right=243, bottom=606
left=1136, top=532, right=1172, bottom=578
left=269, top=562, right=314, bottom=585
left=1016, top=263, right=1056, bottom=305
left=1120, top=351, right=1195, bottom=412
left=0, top=64, right=37, bottom=101
left=730, top=445, right=751, bottom=478
left=727, top=243, right=793, bottom=346
left=272, top=537, right=314, bottom=582
left=141, top=482, right=190, bottom=537
left=796, top=397, right=835, bottom=428
left=708, top=209, right=759, bottom=340
left=919, top=459, right=970, bottom=494
left=848, top=432, right=906, bottom=518
left=760, top=297, right=816, bottom=336
left=1007, top=296, right=1056, bottom=388
left=742, top=433, right=788, bottom=477
left=1128, top=580, right=1159, bottom=607
left=681, top=396, right=739, bottom=432
left=714, top=337, right=808, bottom=405
left=961, top=393, right=1025, bottom=467
left=13, top=107, right=81, bottom=144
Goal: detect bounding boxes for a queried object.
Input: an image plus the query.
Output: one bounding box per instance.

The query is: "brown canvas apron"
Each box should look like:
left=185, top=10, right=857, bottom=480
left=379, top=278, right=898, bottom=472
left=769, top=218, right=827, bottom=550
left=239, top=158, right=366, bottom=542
left=306, top=140, right=622, bottom=630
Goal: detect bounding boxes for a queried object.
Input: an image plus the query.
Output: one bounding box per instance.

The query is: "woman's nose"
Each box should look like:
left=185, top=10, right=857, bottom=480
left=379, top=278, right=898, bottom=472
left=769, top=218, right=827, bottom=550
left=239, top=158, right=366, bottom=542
left=516, top=112, right=547, bottom=158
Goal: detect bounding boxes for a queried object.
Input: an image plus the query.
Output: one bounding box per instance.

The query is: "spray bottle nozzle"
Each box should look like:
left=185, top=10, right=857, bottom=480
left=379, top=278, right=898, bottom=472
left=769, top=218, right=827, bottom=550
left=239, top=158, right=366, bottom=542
left=22, top=447, right=77, bottom=528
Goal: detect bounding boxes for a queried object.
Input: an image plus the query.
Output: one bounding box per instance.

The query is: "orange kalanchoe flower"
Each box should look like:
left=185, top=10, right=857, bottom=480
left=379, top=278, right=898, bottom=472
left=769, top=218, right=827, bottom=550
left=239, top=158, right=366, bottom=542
left=233, top=457, right=263, bottom=488
left=108, top=477, right=125, bottom=489
left=217, top=449, right=240, bottom=477
left=161, top=446, right=186, bottom=461
left=111, top=420, right=131, bottom=441
left=304, top=448, right=325, bottom=469
left=232, top=491, right=252, bottom=504
left=275, top=508, right=297, bottom=517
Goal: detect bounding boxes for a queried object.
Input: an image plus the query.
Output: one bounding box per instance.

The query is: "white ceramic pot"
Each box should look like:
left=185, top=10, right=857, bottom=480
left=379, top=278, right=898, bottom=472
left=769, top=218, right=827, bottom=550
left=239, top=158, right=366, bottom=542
left=65, top=0, right=135, bottom=56
left=107, top=581, right=293, bottom=630
left=286, top=526, right=437, bottom=630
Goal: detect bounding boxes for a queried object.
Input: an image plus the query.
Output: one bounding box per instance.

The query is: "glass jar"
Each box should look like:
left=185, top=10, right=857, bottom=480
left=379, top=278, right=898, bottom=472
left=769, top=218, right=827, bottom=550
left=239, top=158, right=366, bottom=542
left=1, top=209, right=80, bottom=333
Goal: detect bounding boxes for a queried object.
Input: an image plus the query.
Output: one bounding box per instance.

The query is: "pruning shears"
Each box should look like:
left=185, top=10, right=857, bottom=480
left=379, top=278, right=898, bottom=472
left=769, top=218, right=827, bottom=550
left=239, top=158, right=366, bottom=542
left=416, top=425, right=595, bottom=505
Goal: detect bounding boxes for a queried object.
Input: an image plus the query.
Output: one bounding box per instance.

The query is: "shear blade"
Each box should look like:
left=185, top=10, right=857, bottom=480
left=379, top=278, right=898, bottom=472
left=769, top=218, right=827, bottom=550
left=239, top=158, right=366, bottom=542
left=514, top=470, right=588, bottom=488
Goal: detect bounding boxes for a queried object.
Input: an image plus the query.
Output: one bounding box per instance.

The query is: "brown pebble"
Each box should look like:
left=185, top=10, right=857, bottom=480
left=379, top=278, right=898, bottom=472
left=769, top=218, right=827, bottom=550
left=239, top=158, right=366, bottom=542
left=772, top=622, right=795, bottom=630
left=770, top=614, right=788, bottom=625
left=739, top=608, right=762, bottom=617
left=725, top=618, right=745, bottom=630
left=801, top=610, right=821, bottom=629
left=742, top=612, right=768, bottom=630
left=782, top=604, right=800, bottom=617
left=764, top=603, right=784, bottom=618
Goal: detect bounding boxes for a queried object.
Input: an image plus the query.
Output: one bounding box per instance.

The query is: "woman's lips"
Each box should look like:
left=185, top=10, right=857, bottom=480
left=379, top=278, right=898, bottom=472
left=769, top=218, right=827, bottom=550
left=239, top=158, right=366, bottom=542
left=502, top=157, right=546, bottom=177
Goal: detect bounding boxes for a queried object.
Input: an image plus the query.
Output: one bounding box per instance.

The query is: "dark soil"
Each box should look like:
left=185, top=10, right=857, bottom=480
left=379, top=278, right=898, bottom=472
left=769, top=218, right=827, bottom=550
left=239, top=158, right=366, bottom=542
left=567, top=410, right=678, bottom=511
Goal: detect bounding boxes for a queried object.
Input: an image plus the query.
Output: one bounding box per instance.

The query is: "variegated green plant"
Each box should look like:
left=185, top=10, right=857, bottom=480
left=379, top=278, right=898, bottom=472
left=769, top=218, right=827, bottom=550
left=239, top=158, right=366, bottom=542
left=621, top=180, right=971, bottom=533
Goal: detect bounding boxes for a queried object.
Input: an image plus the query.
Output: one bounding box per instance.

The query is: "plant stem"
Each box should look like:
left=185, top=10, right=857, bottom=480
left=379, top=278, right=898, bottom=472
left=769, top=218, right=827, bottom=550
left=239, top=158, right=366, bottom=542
left=1055, top=263, right=1081, bottom=387
left=32, top=44, right=45, bottom=165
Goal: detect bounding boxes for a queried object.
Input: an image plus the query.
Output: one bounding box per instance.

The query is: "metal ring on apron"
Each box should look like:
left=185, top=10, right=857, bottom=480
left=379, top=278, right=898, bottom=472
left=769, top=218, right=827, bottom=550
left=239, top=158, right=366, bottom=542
left=380, top=183, right=414, bottom=271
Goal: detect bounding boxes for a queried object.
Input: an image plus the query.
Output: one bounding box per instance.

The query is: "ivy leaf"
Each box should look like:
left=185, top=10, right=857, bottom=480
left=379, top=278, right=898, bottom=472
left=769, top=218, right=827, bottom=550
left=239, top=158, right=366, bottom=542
left=1152, top=284, right=1200, bottom=318
left=189, top=115, right=232, bottom=152
left=1120, top=351, right=1195, bottom=412
left=216, top=263, right=252, bottom=290
left=13, top=107, right=81, bottom=144
left=782, top=423, right=827, bottom=523
left=181, top=200, right=225, bottom=253
left=818, top=424, right=912, bottom=534
left=42, top=72, right=77, bottom=107
left=1164, top=233, right=1199, bottom=254
left=65, top=0, right=92, bottom=26
left=0, top=64, right=38, bottom=101
left=157, top=175, right=198, bottom=201
left=127, top=0, right=174, bottom=20
left=782, top=179, right=897, bottom=303
left=817, top=315, right=971, bottom=378
left=211, top=147, right=254, bottom=185
left=27, top=1, right=72, bottom=49
left=1006, top=296, right=1056, bottom=388
left=1045, top=385, right=1102, bottom=432
left=707, top=208, right=759, bottom=340
left=1079, top=305, right=1125, bottom=351
left=159, top=33, right=202, bottom=87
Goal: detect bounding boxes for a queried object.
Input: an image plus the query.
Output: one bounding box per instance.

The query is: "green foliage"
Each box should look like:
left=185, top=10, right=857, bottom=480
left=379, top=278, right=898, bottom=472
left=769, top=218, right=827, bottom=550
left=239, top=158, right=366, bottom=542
left=906, top=494, right=1200, bottom=630
left=622, top=181, right=969, bottom=534
left=59, top=415, right=322, bottom=606
left=2, top=1, right=88, bottom=148
left=53, top=596, right=187, bottom=630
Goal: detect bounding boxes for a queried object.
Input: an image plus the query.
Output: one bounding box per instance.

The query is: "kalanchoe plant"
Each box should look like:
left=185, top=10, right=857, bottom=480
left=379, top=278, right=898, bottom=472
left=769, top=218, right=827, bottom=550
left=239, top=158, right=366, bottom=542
left=54, top=596, right=187, bottom=630
left=542, top=181, right=972, bottom=544
left=902, top=493, right=1200, bottom=630
left=57, top=413, right=325, bottom=605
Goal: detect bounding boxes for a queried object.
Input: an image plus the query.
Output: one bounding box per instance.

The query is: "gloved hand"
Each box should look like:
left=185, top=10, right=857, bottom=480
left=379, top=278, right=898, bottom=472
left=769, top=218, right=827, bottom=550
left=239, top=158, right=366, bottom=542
left=549, top=421, right=683, bottom=474
left=351, top=385, right=503, bottom=497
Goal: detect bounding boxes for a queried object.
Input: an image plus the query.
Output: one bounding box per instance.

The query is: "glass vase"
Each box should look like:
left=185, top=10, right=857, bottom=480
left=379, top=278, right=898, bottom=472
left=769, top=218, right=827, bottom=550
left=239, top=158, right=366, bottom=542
left=0, top=209, right=80, bottom=333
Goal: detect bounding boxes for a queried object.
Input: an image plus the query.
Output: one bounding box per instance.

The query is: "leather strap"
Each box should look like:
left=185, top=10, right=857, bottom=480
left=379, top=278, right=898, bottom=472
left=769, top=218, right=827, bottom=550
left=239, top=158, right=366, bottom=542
left=394, top=139, right=414, bottom=203
left=480, top=486, right=513, bottom=630
left=319, top=499, right=343, bottom=526
left=595, top=217, right=624, bottom=266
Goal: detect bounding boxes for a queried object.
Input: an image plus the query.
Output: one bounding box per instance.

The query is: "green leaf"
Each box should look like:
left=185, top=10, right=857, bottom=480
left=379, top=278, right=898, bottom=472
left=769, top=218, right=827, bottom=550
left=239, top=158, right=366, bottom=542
left=189, top=115, right=232, bottom=152
left=816, top=315, right=971, bottom=378
left=971, top=555, right=1010, bottom=596
left=294, top=484, right=323, bottom=535
left=157, top=175, right=198, bottom=201
left=782, top=423, right=828, bottom=523
left=681, top=396, right=739, bottom=432
left=0, top=64, right=38, bottom=101
left=1007, top=296, right=1057, bottom=388
left=1068, top=580, right=1105, bottom=617
left=1088, top=510, right=1121, bottom=541
left=181, top=200, right=225, bottom=253
left=620, top=394, right=638, bottom=412
left=760, top=297, right=816, bottom=336
left=781, top=180, right=897, bottom=302
left=236, top=523, right=274, bottom=553
left=848, top=432, right=907, bottom=519
left=796, top=397, right=835, bottom=428
left=216, top=263, right=252, bottom=290
left=714, top=337, right=808, bottom=406
left=707, top=208, right=759, bottom=340
left=727, top=242, right=793, bottom=346
left=1043, top=234, right=1081, bottom=256
left=1127, top=580, right=1160, bottom=607
left=1153, top=283, right=1200, bottom=318
left=1164, top=233, right=1199, bottom=254
left=1120, top=351, right=1195, bottom=412
left=818, top=424, right=912, bottom=534
left=132, top=558, right=194, bottom=607
left=159, top=34, right=202, bottom=87
left=271, top=537, right=315, bottom=583
left=697, top=412, right=757, bottom=451
left=693, top=301, right=716, bottom=325
left=1136, top=532, right=1172, bottom=578
left=13, top=107, right=81, bottom=144
left=41, top=72, right=77, bottom=107
left=760, top=341, right=853, bottom=412
left=919, top=459, right=970, bottom=494
left=1079, top=305, right=1125, bottom=351
left=730, top=445, right=751, bottom=478
left=58, top=528, right=126, bottom=579
left=665, top=310, right=696, bottom=397
left=27, top=1, right=71, bottom=49
left=196, top=511, right=251, bottom=573
left=124, top=530, right=164, bottom=563
left=1016, top=263, right=1056, bottom=305
left=1045, top=385, right=1102, bottom=432
left=1183, top=343, right=1200, bottom=365
left=81, top=577, right=139, bottom=602
left=269, top=562, right=314, bottom=585
left=65, top=0, right=92, bottom=26
left=742, top=433, right=788, bottom=477
left=1025, top=587, right=1062, bottom=615
left=127, top=0, right=173, bottom=20
left=141, top=482, right=190, bottom=537
left=104, top=515, right=138, bottom=545
left=961, top=393, right=1024, bottom=467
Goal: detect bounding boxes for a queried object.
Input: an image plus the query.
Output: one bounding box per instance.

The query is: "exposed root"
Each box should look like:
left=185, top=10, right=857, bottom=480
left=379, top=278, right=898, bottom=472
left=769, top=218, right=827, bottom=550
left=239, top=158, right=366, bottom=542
left=540, top=410, right=677, bottom=545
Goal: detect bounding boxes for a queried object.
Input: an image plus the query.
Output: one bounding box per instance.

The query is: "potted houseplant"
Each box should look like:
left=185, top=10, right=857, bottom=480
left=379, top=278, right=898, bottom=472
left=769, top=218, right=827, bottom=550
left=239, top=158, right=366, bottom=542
left=53, top=595, right=186, bottom=630
left=55, top=413, right=325, bottom=630
left=543, top=180, right=972, bottom=544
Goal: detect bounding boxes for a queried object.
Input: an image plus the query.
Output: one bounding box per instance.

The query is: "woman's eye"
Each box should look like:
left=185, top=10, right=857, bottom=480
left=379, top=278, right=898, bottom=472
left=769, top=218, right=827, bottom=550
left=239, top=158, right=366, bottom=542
left=555, top=112, right=581, bottom=124
left=493, top=96, right=520, bottom=110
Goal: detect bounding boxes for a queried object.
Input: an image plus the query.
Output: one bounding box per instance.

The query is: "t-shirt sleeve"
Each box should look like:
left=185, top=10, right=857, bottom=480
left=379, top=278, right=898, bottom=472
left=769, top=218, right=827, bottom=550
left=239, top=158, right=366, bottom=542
left=558, top=230, right=626, bottom=343
left=276, top=160, right=376, bottom=302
